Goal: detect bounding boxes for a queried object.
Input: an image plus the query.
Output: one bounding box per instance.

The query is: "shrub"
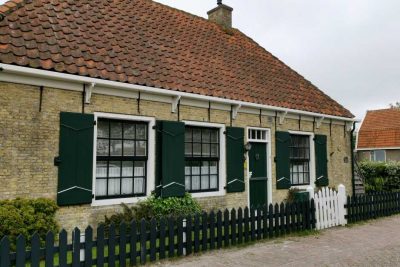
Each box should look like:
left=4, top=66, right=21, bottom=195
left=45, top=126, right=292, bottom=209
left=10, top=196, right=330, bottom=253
left=103, top=193, right=202, bottom=228
left=0, top=198, right=59, bottom=250
left=358, top=161, right=400, bottom=192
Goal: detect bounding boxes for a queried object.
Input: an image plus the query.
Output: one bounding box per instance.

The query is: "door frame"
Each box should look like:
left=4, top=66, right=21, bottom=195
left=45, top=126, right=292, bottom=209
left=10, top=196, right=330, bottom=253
left=246, top=127, right=272, bottom=207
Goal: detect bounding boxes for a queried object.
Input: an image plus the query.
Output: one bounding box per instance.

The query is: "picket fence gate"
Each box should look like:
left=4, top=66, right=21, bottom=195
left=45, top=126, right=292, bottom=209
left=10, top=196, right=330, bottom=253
left=308, top=184, right=347, bottom=230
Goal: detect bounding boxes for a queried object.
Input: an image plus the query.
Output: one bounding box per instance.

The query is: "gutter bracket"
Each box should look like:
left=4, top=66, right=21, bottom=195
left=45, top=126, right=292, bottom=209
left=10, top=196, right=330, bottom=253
left=278, top=111, right=288, bottom=125
left=232, top=104, right=241, bottom=120
left=171, top=95, right=181, bottom=113
left=316, top=116, right=325, bottom=129
left=85, top=82, right=95, bottom=104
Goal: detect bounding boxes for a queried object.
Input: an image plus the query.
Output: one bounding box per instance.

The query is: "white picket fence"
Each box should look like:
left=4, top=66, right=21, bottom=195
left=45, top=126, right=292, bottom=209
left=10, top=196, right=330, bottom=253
left=307, top=184, right=347, bottom=230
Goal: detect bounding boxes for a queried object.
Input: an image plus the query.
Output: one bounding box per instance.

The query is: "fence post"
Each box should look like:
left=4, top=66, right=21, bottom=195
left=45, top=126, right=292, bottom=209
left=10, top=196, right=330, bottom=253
left=182, top=218, right=187, bottom=256
left=306, top=186, right=314, bottom=202
left=338, top=184, right=347, bottom=226
left=80, top=232, right=85, bottom=262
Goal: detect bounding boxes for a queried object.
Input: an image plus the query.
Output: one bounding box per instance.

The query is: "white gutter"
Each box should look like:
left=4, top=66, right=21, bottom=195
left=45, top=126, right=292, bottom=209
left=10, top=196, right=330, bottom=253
left=0, top=63, right=358, bottom=122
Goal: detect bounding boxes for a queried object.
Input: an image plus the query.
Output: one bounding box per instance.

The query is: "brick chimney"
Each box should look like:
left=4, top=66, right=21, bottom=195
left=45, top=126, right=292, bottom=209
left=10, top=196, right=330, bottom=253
left=207, top=0, right=233, bottom=28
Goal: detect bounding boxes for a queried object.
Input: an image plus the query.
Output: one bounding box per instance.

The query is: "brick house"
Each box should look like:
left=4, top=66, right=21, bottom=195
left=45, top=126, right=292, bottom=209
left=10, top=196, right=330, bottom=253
left=0, top=0, right=356, bottom=230
left=356, top=108, right=400, bottom=162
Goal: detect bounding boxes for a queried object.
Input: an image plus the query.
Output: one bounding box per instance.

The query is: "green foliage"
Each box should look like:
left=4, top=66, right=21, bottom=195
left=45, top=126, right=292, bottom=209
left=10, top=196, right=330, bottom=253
left=285, top=188, right=302, bottom=203
left=359, top=161, right=400, bottom=192
left=0, top=198, right=59, bottom=250
left=103, top=193, right=202, bottom=228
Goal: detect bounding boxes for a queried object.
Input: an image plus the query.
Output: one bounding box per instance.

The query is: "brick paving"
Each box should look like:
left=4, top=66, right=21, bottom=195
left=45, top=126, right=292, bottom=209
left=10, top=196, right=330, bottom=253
left=151, top=215, right=400, bottom=267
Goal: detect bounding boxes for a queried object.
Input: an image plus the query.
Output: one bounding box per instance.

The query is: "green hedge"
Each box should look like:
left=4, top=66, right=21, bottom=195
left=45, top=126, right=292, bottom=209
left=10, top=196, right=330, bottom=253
left=103, top=193, right=202, bottom=230
left=358, top=161, right=400, bottom=192
left=0, top=198, right=59, bottom=250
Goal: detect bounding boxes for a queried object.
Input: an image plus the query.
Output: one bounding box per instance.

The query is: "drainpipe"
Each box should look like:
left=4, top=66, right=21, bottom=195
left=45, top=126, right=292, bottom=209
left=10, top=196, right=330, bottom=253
left=350, top=122, right=356, bottom=196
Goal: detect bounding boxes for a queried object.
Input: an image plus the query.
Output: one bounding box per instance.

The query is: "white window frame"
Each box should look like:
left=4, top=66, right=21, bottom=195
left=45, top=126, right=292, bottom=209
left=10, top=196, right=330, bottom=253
left=288, top=130, right=316, bottom=190
left=92, top=112, right=156, bottom=207
left=183, top=120, right=226, bottom=198
left=246, top=127, right=273, bottom=205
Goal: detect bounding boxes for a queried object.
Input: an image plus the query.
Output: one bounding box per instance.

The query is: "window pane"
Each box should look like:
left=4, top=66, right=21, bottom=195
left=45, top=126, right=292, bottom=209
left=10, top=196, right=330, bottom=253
left=202, top=129, right=210, bottom=142
left=211, top=130, right=218, bottom=143
left=193, top=143, right=201, bottom=157
left=96, top=161, right=108, bottom=177
left=97, top=139, right=109, bottom=156
left=202, top=144, right=210, bottom=157
left=134, top=161, right=146, bottom=177
left=211, top=144, right=219, bottom=157
left=375, top=150, right=385, bottom=161
left=201, top=161, right=209, bottom=174
left=185, top=128, right=192, bottom=142
left=108, top=179, right=120, bottom=195
left=136, top=124, right=147, bottom=140
left=123, top=123, right=135, bottom=139
left=135, top=141, right=146, bottom=156
left=122, top=161, right=133, bottom=177
left=201, top=176, right=209, bottom=190
left=185, top=176, right=190, bottom=190
left=193, top=129, right=201, bottom=142
left=185, top=166, right=191, bottom=175
left=210, top=175, right=218, bottom=189
left=121, top=178, right=133, bottom=195
left=192, top=176, right=200, bottom=190
left=134, top=178, right=145, bottom=194
left=96, top=179, right=107, bottom=196
left=192, top=164, right=200, bottom=175
left=110, top=140, right=122, bottom=156
left=110, top=122, right=122, bottom=138
left=97, top=120, right=109, bottom=138
left=109, top=161, right=121, bottom=177
left=185, top=143, right=192, bottom=156
left=210, top=161, right=218, bottom=174
left=123, top=140, right=135, bottom=156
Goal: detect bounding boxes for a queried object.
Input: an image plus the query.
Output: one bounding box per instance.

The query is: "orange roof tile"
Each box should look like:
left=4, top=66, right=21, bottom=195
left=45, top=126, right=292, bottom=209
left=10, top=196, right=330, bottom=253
left=0, top=0, right=353, bottom=118
left=358, top=108, right=400, bottom=149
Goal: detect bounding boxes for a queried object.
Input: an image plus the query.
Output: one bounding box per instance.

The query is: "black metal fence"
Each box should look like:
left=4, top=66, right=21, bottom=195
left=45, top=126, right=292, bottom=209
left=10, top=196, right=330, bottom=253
left=346, top=191, right=400, bottom=223
left=0, top=201, right=315, bottom=267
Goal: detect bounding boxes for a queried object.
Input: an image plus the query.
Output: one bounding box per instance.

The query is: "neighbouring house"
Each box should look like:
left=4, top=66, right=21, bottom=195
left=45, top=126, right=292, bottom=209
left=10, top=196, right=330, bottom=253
left=0, top=0, right=356, bottom=231
left=356, top=108, right=400, bottom=162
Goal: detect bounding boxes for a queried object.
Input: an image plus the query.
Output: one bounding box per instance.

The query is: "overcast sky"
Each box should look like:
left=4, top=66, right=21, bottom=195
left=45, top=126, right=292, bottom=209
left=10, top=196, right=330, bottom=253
left=1, top=0, right=399, bottom=121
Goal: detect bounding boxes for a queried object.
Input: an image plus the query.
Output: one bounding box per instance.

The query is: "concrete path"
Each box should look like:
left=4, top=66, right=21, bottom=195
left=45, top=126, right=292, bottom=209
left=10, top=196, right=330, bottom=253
left=151, top=215, right=400, bottom=267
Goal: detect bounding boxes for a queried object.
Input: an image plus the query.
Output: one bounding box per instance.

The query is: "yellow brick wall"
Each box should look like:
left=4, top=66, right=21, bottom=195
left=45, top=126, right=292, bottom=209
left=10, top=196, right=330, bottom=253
left=0, top=82, right=353, bottom=232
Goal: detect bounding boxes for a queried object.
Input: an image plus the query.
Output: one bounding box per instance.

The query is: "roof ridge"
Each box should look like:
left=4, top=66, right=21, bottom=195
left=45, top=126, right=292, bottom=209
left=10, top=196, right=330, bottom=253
left=0, top=0, right=30, bottom=19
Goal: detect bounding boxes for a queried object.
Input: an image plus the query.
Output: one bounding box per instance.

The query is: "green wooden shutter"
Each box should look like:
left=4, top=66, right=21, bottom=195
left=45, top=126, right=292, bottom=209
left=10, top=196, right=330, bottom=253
left=57, top=112, right=94, bottom=206
left=156, top=121, right=185, bottom=198
left=275, top=131, right=291, bottom=189
left=226, top=127, right=245, bottom=193
left=314, top=134, right=329, bottom=186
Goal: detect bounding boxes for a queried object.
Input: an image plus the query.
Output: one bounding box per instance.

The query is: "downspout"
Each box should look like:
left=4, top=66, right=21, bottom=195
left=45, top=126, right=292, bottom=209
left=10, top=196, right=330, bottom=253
left=350, top=122, right=356, bottom=196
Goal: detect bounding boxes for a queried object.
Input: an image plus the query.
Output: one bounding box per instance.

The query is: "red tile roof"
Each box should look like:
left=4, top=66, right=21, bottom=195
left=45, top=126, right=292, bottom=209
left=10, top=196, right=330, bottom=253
left=0, top=0, right=353, bottom=118
left=358, top=108, right=400, bottom=149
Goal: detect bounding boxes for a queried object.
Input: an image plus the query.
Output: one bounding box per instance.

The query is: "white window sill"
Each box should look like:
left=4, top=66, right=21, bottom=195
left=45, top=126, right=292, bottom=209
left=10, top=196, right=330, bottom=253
left=291, top=184, right=314, bottom=190
left=91, top=196, right=149, bottom=207
left=190, top=190, right=226, bottom=198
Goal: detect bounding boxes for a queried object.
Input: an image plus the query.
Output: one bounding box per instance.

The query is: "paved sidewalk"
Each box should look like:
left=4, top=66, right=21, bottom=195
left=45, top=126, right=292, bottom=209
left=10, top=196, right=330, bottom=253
left=151, top=215, right=400, bottom=267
